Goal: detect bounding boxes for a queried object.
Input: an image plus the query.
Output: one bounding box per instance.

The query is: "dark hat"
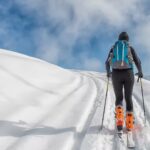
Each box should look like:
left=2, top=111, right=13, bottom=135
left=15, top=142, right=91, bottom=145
left=118, top=32, right=129, bottom=41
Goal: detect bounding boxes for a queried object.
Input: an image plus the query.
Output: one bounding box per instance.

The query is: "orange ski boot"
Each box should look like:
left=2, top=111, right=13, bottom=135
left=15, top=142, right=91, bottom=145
left=115, top=105, right=124, bottom=131
left=126, top=112, right=134, bottom=131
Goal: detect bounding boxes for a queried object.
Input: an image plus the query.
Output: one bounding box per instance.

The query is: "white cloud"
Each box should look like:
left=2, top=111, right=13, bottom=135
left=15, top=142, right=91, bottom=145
left=82, top=58, right=101, bottom=71
left=134, top=19, right=150, bottom=53
left=133, top=15, right=150, bottom=75
left=32, top=28, right=61, bottom=63
left=7, top=0, right=150, bottom=72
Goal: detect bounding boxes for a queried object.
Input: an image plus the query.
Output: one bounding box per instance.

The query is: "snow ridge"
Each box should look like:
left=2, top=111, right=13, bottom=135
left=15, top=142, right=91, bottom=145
left=0, top=49, right=149, bottom=150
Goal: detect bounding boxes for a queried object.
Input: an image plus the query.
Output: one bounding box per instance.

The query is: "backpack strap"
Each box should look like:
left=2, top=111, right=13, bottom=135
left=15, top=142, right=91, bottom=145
left=113, top=41, right=119, bottom=61
left=121, top=41, right=125, bottom=66
left=117, top=43, right=119, bottom=61
left=128, top=46, right=134, bottom=63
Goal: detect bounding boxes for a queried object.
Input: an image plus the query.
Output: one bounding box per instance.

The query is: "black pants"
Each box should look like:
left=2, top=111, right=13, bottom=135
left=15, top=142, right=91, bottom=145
left=112, top=69, right=134, bottom=112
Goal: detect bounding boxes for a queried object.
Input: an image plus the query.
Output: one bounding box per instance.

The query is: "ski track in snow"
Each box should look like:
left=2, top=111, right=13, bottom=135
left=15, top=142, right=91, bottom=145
left=0, top=49, right=149, bottom=150
left=81, top=75, right=150, bottom=150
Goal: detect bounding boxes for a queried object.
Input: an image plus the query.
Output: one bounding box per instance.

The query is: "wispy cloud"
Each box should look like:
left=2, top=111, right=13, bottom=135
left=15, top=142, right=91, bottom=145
left=134, top=20, right=150, bottom=52
left=0, top=0, right=150, bottom=73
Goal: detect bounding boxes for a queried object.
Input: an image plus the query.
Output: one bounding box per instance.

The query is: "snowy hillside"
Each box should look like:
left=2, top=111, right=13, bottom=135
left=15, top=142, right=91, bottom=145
left=0, top=49, right=149, bottom=150
left=144, top=76, right=150, bottom=81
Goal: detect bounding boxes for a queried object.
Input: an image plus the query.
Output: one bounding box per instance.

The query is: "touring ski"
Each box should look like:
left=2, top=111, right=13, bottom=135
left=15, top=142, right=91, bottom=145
left=127, top=131, right=135, bottom=149
left=117, top=130, right=123, bottom=139
left=116, top=129, right=135, bottom=149
left=115, top=130, right=126, bottom=150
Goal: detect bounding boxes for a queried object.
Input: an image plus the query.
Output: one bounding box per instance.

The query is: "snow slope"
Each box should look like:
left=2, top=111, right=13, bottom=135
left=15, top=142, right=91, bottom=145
left=145, top=76, right=150, bottom=81
left=81, top=75, right=150, bottom=150
left=0, top=49, right=149, bottom=150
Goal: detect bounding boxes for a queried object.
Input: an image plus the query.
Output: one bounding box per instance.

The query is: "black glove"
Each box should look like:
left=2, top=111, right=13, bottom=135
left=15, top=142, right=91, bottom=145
left=137, top=71, right=143, bottom=78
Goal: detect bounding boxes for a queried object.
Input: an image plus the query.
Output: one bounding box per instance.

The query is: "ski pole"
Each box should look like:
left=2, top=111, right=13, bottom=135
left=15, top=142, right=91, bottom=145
left=100, top=77, right=109, bottom=131
left=139, top=78, right=146, bottom=125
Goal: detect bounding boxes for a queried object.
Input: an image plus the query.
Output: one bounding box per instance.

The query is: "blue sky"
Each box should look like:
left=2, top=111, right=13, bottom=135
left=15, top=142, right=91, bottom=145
left=0, top=0, right=150, bottom=74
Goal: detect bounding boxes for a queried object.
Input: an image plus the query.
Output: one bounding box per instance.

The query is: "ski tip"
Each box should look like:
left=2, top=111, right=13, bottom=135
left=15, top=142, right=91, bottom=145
left=127, top=131, right=135, bottom=149
left=128, top=146, right=136, bottom=149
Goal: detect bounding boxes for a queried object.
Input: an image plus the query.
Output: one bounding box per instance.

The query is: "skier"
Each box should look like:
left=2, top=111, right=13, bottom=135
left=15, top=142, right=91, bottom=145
left=105, top=32, right=143, bottom=133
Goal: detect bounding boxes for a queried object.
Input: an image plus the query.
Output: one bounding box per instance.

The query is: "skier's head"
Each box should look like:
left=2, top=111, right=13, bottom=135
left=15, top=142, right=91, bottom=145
left=118, top=32, right=129, bottom=41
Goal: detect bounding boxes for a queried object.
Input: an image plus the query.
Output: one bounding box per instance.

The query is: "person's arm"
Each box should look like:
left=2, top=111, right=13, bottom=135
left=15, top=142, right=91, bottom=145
left=130, top=46, right=143, bottom=77
left=105, top=48, right=113, bottom=77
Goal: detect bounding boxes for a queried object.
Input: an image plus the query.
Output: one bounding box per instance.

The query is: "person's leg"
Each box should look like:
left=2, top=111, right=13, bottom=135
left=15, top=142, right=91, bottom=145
left=112, top=70, right=124, bottom=107
left=124, top=69, right=134, bottom=131
left=112, top=71, right=124, bottom=106
left=112, top=70, right=124, bottom=131
left=124, top=69, right=134, bottom=112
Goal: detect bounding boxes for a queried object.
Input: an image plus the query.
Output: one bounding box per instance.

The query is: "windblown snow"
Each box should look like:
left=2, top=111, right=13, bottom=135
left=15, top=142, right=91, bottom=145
left=0, top=49, right=149, bottom=150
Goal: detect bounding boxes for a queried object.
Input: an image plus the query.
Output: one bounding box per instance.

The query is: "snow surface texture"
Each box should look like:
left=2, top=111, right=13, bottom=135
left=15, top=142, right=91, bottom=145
left=0, top=49, right=149, bottom=150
